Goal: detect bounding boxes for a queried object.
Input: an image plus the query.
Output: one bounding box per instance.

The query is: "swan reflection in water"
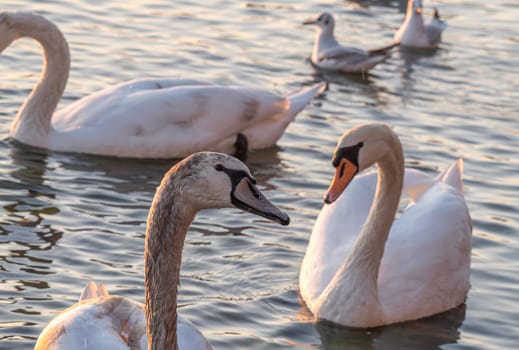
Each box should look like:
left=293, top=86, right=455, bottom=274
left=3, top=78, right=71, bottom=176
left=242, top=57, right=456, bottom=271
left=294, top=302, right=466, bottom=349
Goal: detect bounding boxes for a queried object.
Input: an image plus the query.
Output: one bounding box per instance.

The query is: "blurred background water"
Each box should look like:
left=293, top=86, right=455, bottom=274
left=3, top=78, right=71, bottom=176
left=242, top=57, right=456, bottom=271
left=0, top=0, right=518, bottom=349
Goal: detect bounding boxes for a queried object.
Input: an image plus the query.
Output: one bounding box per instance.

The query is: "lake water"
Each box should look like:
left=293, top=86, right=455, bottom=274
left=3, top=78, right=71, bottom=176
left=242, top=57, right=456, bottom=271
left=0, top=0, right=518, bottom=349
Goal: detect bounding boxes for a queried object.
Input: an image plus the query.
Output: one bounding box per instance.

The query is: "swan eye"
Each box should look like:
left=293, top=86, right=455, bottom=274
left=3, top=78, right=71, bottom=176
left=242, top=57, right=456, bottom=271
left=247, top=181, right=262, bottom=200
left=324, top=19, right=329, bottom=25
left=358, top=142, right=364, bottom=148
left=215, top=164, right=224, bottom=171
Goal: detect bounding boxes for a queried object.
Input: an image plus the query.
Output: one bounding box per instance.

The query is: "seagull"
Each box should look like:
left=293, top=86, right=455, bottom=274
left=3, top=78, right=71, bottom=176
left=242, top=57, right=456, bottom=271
left=394, top=0, right=448, bottom=49
left=303, top=12, right=398, bottom=74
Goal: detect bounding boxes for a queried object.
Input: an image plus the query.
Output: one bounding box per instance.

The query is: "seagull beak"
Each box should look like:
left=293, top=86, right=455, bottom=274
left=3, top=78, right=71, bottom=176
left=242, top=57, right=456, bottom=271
left=303, top=17, right=317, bottom=25
left=231, top=177, right=290, bottom=226
left=324, top=158, right=358, bottom=204
left=415, top=6, right=423, bottom=14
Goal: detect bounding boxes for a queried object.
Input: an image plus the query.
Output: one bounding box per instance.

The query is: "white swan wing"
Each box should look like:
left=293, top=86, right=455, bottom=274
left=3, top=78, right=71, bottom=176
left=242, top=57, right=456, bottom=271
left=35, top=295, right=147, bottom=350
left=51, top=79, right=290, bottom=158
left=35, top=294, right=211, bottom=350
left=178, top=316, right=213, bottom=350
left=378, top=178, right=472, bottom=322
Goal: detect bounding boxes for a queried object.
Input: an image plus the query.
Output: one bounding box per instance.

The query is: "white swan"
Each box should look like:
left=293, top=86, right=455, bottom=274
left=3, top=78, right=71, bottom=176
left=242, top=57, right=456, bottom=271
left=303, top=12, right=398, bottom=74
left=34, top=152, right=290, bottom=349
left=394, top=0, right=448, bottom=49
left=0, top=11, right=325, bottom=159
left=299, top=123, right=472, bottom=327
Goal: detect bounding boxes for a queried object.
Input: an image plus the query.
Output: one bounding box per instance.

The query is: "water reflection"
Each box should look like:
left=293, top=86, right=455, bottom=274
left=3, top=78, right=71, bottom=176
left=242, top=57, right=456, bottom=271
left=246, top=147, right=285, bottom=191
left=311, top=67, right=377, bottom=86
left=345, top=0, right=407, bottom=11
left=294, top=295, right=466, bottom=349
left=398, top=47, right=441, bottom=76
left=310, top=68, right=392, bottom=111
left=312, top=304, right=466, bottom=350
left=5, top=141, right=50, bottom=189
left=2, top=140, right=61, bottom=244
left=396, top=47, right=442, bottom=104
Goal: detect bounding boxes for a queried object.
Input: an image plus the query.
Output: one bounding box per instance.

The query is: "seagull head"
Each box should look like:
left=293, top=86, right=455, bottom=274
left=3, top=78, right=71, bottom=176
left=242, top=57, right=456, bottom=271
left=412, top=0, right=424, bottom=15
left=303, top=12, right=335, bottom=36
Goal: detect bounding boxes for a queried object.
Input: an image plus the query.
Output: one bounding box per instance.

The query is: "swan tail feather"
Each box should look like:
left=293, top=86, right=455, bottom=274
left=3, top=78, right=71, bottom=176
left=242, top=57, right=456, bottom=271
left=286, top=82, right=327, bottom=118
left=79, top=281, right=110, bottom=302
left=403, top=169, right=436, bottom=202
left=436, top=158, right=464, bottom=194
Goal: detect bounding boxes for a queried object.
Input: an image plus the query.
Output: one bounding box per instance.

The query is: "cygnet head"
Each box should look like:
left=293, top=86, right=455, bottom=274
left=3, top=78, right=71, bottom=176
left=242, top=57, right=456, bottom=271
left=164, top=152, right=290, bottom=226
left=324, top=124, right=399, bottom=204
left=303, top=12, right=335, bottom=37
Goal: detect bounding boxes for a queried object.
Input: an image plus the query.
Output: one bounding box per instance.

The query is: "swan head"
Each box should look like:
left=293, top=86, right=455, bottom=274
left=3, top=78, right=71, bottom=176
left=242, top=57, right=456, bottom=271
left=303, top=12, right=335, bottom=37
left=169, top=152, right=290, bottom=226
left=324, top=124, right=396, bottom=204
left=0, top=12, right=19, bottom=53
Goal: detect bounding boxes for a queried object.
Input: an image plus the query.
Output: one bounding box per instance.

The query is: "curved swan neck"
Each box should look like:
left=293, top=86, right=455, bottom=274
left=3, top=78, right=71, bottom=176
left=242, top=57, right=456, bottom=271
left=9, top=12, right=70, bottom=146
left=356, top=144, right=404, bottom=274
left=319, top=132, right=404, bottom=325
left=144, top=169, right=196, bottom=350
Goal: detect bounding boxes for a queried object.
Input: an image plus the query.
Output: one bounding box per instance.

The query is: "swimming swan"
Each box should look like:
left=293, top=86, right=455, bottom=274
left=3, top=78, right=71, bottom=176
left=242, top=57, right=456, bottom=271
left=0, top=11, right=325, bottom=158
left=394, top=0, right=447, bottom=49
left=299, top=123, right=472, bottom=327
left=34, top=152, right=290, bottom=349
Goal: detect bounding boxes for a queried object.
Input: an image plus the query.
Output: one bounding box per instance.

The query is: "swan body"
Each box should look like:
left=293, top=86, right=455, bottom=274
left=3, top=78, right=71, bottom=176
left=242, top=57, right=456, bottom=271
left=299, top=124, right=472, bottom=327
left=303, top=12, right=398, bottom=74
left=35, top=283, right=209, bottom=350
left=0, top=11, right=325, bottom=158
left=394, top=0, right=447, bottom=49
left=35, top=152, right=290, bottom=349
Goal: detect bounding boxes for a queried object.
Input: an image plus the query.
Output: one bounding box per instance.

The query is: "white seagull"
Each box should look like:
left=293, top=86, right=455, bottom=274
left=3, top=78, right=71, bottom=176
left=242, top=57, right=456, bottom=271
left=394, top=0, right=448, bottom=49
left=0, top=11, right=325, bottom=159
left=303, top=12, right=398, bottom=74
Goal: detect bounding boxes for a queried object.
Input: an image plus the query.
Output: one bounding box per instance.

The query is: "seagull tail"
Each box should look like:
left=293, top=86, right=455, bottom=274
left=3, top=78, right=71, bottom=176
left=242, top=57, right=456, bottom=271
left=285, top=81, right=327, bottom=117
left=368, top=42, right=400, bottom=56
left=432, top=7, right=448, bottom=31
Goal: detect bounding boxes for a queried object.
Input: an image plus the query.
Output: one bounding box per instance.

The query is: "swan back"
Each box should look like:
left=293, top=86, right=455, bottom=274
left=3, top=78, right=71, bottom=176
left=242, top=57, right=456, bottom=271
left=34, top=296, right=146, bottom=350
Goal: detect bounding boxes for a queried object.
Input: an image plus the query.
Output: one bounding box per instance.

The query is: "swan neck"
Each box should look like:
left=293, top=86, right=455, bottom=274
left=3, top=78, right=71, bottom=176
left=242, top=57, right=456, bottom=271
left=10, top=13, right=70, bottom=146
left=144, top=172, right=196, bottom=350
left=326, top=134, right=404, bottom=319
left=358, top=145, right=404, bottom=271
